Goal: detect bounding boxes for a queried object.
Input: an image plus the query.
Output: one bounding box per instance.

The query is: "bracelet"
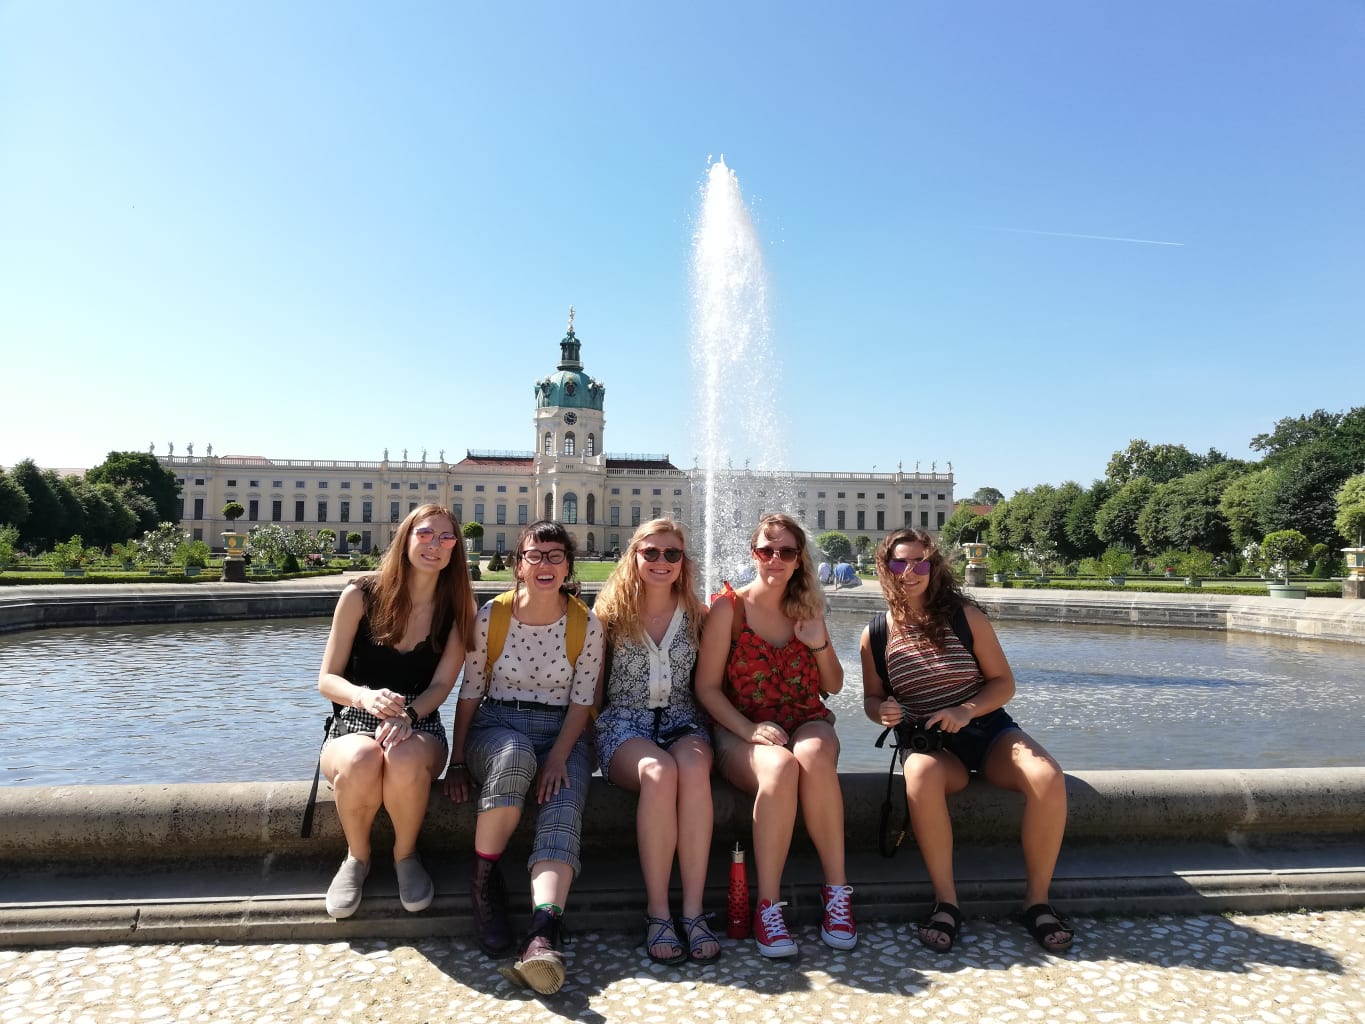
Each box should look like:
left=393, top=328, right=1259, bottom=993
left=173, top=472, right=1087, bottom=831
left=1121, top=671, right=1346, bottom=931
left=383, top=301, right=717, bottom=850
left=807, top=640, right=830, bottom=653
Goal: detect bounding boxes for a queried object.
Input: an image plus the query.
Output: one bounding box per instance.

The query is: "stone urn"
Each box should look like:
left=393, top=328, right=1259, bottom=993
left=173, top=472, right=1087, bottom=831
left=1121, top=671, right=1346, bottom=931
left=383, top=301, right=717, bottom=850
left=961, top=542, right=988, bottom=567
left=1344, top=548, right=1365, bottom=578
left=221, top=531, right=248, bottom=583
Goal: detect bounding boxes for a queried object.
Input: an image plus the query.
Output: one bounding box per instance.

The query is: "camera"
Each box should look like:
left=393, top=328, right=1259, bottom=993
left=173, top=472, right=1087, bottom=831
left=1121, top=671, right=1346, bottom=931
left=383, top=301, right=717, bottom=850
left=896, top=720, right=945, bottom=753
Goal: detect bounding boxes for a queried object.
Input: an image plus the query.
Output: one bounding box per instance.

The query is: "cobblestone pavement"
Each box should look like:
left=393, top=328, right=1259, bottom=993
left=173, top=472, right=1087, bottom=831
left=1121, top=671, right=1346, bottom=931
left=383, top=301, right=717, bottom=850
left=2, top=910, right=1362, bottom=1024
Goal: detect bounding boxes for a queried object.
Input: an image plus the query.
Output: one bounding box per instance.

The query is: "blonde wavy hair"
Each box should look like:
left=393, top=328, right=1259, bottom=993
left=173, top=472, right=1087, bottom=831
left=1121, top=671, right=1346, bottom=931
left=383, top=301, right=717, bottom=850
left=594, top=518, right=706, bottom=647
left=749, top=512, right=825, bottom=622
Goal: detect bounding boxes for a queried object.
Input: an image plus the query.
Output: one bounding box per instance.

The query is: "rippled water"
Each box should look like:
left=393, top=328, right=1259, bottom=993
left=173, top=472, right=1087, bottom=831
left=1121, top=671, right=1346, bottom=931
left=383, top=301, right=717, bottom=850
left=2, top=613, right=1362, bottom=785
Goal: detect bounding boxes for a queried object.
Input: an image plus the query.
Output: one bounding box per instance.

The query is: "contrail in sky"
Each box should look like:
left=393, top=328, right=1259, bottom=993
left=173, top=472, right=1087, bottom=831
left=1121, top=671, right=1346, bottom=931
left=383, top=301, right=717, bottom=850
left=987, top=227, right=1184, bottom=247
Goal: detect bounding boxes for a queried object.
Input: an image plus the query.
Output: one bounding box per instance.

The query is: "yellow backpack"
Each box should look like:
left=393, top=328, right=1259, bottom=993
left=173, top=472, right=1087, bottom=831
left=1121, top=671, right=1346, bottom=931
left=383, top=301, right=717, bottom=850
left=482, top=589, right=591, bottom=682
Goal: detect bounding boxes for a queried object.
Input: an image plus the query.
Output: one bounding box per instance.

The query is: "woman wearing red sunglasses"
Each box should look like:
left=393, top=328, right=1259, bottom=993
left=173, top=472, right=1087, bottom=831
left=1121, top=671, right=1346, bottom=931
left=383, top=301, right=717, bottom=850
left=316, top=502, right=477, bottom=920
left=860, top=527, right=1072, bottom=956
left=695, top=512, right=857, bottom=959
left=593, top=518, right=718, bottom=965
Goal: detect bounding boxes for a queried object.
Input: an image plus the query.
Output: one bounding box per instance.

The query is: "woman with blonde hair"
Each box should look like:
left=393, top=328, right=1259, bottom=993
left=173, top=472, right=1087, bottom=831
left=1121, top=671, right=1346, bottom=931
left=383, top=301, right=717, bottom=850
left=317, top=503, right=476, bottom=919
left=695, top=512, right=857, bottom=958
left=594, top=519, right=717, bottom=964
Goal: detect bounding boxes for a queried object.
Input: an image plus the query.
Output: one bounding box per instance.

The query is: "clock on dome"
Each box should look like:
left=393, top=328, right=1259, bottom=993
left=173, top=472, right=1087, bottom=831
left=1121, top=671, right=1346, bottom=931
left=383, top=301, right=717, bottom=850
left=563, top=412, right=577, bottom=424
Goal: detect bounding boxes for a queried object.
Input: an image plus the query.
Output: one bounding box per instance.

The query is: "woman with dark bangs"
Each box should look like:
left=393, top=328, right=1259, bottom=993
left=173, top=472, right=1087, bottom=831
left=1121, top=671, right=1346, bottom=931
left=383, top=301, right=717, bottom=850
left=859, top=527, right=1073, bottom=955
left=444, top=520, right=604, bottom=996
left=594, top=518, right=717, bottom=965
left=695, top=512, right=857, bottom=959
left=317, top=502, right=476, bottom=920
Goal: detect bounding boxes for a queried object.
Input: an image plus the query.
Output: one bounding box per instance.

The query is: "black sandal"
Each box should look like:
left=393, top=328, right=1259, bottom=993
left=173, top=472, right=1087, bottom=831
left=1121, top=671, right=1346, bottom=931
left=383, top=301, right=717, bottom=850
left=1021, top=903, right=1074, bottom=953
left=677, top=912, right=722, bottom=964
left=918, top=901, right=962, bottom=952
left=644, top=915, right=687, bottom=965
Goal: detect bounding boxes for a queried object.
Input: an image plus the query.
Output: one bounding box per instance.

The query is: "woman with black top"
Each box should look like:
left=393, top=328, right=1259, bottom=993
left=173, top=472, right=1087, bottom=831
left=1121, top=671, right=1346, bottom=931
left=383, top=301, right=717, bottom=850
left=317, top=503, right=476, bottom=919
left=859, top=527, right=1072, bottom=955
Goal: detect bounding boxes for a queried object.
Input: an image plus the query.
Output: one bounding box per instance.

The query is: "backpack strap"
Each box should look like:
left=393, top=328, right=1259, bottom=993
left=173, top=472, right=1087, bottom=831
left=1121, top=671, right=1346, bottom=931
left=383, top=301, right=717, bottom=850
left=483, top=590, right=517, bottom=683
left=869, top=611, right=890, bottom=686
left=949, top=604, right=976, bottom=660
left=565, top=593, right=589, bottom=667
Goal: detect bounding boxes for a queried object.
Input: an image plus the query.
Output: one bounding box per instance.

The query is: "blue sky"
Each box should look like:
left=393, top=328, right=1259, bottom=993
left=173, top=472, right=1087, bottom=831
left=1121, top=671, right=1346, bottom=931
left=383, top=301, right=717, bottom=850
left=2, top=1, right=1362, bottom=499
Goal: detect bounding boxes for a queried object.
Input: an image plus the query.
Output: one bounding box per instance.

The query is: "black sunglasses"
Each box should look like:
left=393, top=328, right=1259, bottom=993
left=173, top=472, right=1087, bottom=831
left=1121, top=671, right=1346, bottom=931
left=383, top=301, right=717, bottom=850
left=639, top=547, right=684, bottom=563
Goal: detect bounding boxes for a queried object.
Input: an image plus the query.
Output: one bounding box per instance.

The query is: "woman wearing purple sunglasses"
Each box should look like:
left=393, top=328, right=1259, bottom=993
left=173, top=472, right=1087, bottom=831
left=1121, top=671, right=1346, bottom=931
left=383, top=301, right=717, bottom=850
left=859, top=527, right=1073, bottom=956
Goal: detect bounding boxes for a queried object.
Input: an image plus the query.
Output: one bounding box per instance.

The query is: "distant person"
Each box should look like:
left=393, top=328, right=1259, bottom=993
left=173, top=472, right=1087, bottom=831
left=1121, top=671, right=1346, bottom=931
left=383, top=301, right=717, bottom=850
left=818, top=561, right=832, bottom=584
left=860, top=527, right=1072, bottom=955
left=443, top=520, right=604, bottom=995
left=695, top=512, right=857, bottom=958
left=316, top=503, right=476, bottom=920
left=594, top=519, right=718, bottom=964
left=833, top=560, right=858, bottom=589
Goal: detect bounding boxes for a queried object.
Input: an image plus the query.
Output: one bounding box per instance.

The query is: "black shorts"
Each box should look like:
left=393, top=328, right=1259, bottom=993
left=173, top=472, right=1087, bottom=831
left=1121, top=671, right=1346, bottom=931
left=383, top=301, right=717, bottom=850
left=899, top=707, right=1019, bottom=775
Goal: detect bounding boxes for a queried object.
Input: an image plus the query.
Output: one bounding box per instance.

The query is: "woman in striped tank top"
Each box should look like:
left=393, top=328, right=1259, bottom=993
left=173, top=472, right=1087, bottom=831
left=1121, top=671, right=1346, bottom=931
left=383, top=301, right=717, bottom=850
left=859, top=528, right=1074, bottom=956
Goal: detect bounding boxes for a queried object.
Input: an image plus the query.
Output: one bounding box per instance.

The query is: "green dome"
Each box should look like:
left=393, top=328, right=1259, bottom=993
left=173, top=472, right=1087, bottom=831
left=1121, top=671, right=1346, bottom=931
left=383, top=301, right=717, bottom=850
left=534, top=328, right=605, bottom=410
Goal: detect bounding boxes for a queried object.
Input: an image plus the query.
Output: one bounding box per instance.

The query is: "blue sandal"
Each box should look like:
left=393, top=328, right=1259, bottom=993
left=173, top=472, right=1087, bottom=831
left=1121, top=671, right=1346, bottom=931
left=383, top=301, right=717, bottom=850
left=677, top=912, right=722, bottom=964
left=644, top=915, right=687, bottom=965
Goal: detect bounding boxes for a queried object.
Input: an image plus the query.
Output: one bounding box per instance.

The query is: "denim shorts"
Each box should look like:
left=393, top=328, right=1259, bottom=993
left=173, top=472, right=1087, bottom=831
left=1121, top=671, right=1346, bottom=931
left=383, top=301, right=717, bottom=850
left=899, top=707, right=1020, bottom=775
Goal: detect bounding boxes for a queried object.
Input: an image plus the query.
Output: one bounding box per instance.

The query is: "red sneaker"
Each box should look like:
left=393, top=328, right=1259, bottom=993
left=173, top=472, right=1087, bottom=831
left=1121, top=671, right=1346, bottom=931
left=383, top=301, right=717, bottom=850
left=753, top=898, right=798, bottom=958
left=820, top=884, right=858, bottom=950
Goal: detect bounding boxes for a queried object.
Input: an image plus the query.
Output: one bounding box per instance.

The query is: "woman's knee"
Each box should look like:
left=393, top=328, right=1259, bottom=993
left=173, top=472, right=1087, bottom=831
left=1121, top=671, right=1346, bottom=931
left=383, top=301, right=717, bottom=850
left=753, top=747, right=800, bottom=791
left=483, top=734, right=538, bottom=778
left=902, top=755, right=955, bottom=801
left=327, top=739, right=384, bottom=783
left=639, top=752, right=679, bottom=793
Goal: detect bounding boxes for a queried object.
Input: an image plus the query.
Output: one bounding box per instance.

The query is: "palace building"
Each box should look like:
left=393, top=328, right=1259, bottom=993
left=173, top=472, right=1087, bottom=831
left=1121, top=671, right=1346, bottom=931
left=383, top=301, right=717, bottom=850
left=158, top=316, right=954, bottom=555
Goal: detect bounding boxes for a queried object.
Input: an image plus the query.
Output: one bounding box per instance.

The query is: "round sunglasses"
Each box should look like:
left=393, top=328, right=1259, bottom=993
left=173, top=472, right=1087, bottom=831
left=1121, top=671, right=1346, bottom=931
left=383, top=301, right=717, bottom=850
left=638, top=546, right=684, bottom=563
left=887, top=556, right=932, bottom=576
left=412, top=527, right=458, bottom=548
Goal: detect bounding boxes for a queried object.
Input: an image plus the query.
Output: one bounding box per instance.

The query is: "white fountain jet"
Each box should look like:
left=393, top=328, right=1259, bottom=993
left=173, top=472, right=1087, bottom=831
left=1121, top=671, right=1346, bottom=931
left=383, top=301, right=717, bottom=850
left=690, top=157, right=798, bottom=591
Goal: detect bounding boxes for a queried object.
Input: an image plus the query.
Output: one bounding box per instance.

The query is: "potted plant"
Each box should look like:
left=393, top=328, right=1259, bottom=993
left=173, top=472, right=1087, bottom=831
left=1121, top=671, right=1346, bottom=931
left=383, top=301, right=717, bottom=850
left=110, top=541, right=138, bottom=571
left=0, top=525, right=18, bottom=572
left=221, top=502, right=247, bottom=557
left=175, top=539, right=211, bottom=576
left=345, top=531, right=363, bottom=562
left=138, top=522, right=182, bottom=576
left=1180, top=548, right=1214, bottom=588
left=462, top=520, right=484, bottom=555
left=1099, top=546, right=1134, bottom=586
left=1335, top=473, right=1365, bottom=592
left=1260, top=530, right=1310, bottom=599
left=986, top=549, right=1017, bottom=584
left=51, top=535, right=87, bottom=576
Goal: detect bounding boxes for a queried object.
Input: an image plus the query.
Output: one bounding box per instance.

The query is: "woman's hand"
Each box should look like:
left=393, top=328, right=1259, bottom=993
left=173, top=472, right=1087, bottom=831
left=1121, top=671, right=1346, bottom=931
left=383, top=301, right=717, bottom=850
left=793, top=617, right=829, bottom=649
left=749, top=721, right=789, bottom=746
left=877, top=698, right=903, bottom=727
left=537, top=751, right=570, bottom=803
left=443, top=762, right=470, bottom=803
left=375, top=716, right=411, bottom=750
left=925, top=705, right=974, bottom=734
left=359, top=687, right=405, bottom=719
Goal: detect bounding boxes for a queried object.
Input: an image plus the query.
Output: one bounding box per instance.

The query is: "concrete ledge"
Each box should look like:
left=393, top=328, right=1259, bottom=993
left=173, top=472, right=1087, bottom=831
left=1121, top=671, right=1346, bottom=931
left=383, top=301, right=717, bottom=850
left=1, top=770, right=1361, bottom=947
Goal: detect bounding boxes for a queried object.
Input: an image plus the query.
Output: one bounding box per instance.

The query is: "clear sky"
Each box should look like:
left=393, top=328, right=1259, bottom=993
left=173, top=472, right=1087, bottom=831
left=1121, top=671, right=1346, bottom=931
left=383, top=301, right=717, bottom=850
left=2, top=1, right=1362, bottom=499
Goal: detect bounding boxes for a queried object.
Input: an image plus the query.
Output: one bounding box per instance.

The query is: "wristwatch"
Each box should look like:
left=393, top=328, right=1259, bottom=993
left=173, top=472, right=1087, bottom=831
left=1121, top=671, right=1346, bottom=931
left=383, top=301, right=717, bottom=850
left=404, top=703, right=420, bottom=726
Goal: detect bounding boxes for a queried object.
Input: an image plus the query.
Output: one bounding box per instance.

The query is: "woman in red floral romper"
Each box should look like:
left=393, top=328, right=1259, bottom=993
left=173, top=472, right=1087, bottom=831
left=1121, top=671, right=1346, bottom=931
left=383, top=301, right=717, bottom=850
left=695, top=513, right=857, bottom=958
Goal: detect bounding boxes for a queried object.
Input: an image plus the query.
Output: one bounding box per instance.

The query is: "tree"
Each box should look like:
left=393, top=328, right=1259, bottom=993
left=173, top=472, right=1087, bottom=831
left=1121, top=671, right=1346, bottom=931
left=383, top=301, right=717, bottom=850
left=0, top=471, right=30, bottom=530
left=1219, top=468, right=1273, bottom=550
left=1106, top=440, right=1210, bottom=485
left=1250, top=408, right=1365, bottom=462
left=0, top=524, right=18, bottom=568
left=970, top=486, right=1004, bottom=506
left=85, top=451, right=181, bottom=524
left=1063, top=480, right=1111, bottom=560
left=1257, top=443, right=1361, bottom=547
left=938, top=503, right=984, bottom=547
left=1260, top=529, right=1310, bottom=584
left=74, top=480, right=138, bottom=548
left=1136, top=463, right=1241, bottom=556
left=137, top=523, right=184, bottom=567
left=989, top=489, right=1040, bottom=551
left=854, top=535, right=873, bottom=557
left=1094, top=477, right=1156, bottom=553
left=222, top=501, right=245, bottom=524
left=9, top=460, right=72, bottom=550
left=1335, top=473, right=1365, bottom=547
left=1030, top=482, right=1083, bottom=559
left=816, top=531, right=852, bottom=562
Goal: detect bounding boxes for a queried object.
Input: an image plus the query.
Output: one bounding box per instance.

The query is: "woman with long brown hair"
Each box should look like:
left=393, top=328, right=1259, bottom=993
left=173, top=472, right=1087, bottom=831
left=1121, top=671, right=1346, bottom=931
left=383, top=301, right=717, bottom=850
left=860, top=527, right=1072, bottom=955
left=317, top=502, right=476, bottom=919
left=594, top=518, right=717, bottom=964
left=694, top=512, right=857, bottom=958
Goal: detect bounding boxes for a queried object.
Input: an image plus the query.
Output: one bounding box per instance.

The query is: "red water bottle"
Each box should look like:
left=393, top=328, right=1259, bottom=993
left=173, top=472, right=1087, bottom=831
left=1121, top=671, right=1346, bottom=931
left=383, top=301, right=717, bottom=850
left=727, top=842, right=751, bottom=939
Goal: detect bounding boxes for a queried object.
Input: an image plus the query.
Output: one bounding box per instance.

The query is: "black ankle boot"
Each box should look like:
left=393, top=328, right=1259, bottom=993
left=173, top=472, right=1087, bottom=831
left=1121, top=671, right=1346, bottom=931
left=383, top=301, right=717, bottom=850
left=515, top=907, right=565, bottom=995
left=470, top=856, right=513, bottom=957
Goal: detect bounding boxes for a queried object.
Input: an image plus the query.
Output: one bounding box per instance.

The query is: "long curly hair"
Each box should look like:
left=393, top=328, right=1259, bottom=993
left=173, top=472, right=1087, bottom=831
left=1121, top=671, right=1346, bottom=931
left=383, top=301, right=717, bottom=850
left=595, top=518, right=706, bottom=647
left=874, top=527, right=980, bottom=650
left=750, top=512, right=825, bottom=622
left=368, top=503, right=476, bottom=654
